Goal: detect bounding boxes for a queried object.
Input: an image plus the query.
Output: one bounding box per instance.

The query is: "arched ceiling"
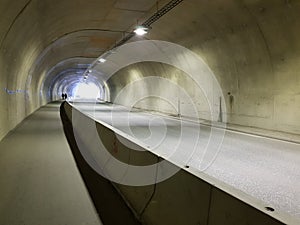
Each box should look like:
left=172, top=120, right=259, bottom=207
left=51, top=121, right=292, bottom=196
left=0, top=0, right=160, bottom=93
left=1, top=0, right=300, bottom=141
left=0, top=0, right=161, bottom=137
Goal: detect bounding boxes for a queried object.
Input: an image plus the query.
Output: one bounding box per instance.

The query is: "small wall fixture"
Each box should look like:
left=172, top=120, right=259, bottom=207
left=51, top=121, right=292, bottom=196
left=134, top=26, right=149, bottom=36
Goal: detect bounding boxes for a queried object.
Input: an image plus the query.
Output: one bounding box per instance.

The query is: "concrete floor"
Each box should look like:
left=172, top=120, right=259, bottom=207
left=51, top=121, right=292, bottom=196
left=73, top=102, right=300, bottom=223
left=1, top=100, right=299, bottom=224
left=0, top=102, right=102, bottom=225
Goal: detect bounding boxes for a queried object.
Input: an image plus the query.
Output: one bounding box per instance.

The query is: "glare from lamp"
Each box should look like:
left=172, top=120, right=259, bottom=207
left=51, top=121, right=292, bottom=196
left=134, top=26, right=148, bottom=36
left=98, top=58, right=106, bottom=63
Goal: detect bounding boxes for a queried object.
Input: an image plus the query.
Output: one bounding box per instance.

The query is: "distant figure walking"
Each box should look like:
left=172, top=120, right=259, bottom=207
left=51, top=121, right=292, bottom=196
left=61, top=93, right=68, bottom=100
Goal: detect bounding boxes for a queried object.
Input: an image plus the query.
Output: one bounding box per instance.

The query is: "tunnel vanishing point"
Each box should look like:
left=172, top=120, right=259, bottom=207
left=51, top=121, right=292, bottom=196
left=0, top=1, right=300, bottom=225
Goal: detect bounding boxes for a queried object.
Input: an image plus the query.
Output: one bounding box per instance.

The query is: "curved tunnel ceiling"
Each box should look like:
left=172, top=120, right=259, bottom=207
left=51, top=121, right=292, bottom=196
left=1, top=0, right=300, bottom=140
left=0, top=0, right=160, bottom=135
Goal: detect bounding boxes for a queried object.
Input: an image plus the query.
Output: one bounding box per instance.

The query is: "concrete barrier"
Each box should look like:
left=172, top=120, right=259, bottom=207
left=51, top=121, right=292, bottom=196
left=61, top=102, right=286, bottom=225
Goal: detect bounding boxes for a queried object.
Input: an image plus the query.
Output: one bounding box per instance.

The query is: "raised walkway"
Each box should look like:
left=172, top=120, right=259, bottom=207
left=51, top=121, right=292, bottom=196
left=0, top=102, right=102, bottom=225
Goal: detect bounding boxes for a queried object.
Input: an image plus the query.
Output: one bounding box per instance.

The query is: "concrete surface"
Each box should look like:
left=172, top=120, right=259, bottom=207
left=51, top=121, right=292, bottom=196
left=0, top=0, right=160, bottom=140
left=72, top=102, right=300, bottom=224
left=1, top=0, right=300, bottom=143
left=0, top=102, right=102, bottom=225
left=1, top=0, right=300, bottom=222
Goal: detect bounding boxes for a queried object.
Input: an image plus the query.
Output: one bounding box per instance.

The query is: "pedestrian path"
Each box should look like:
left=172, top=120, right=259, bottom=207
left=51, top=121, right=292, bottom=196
left=0, top=102, right=102, bottom=225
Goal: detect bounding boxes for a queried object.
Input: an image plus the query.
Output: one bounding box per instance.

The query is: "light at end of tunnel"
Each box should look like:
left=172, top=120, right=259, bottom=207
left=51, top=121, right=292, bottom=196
left=73, top=82, right=100, bottom=100
left=98, top=58, right=106, bottom=63
left=134, top=26, right=148, bottom=36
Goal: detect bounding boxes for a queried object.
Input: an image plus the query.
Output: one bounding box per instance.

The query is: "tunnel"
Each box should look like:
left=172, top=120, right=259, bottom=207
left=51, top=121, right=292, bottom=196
left=0, top=0, right=300, bottom=224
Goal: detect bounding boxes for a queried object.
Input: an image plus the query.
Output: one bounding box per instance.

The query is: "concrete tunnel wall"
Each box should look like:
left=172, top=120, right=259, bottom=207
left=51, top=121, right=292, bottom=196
left=1, top=0, right=300, bottom=141
left=108, top=61, right=215, bottom=121
left=107, top=0, right=300, bottom=135
left=0, top=0, right=160, bottom=140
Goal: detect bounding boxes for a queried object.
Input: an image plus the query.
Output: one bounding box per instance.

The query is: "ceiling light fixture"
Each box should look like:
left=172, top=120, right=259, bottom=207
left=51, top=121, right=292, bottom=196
left=98, top=58, right=106, bottom=63
left=133, top=26, right=149, bottom=36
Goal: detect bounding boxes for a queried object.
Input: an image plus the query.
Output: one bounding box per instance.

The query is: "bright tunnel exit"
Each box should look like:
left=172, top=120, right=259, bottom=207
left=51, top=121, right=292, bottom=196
left=73, top=81, right=101, bottom=100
